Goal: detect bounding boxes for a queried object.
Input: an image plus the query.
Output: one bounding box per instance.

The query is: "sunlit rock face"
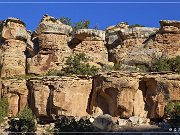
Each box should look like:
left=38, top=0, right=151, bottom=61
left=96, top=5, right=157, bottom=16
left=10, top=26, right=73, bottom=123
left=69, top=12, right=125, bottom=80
left=88, top=72, right=147, bottom=118
left=27, top=76, right=92, bottom=118
left=69, top=29, right=108, bottom=67
left=0, top=18, right=30, bottom=78
left=0, top=79, right=28, bottom=116
left=88, top=72, right=180, bottom=119
left=27, top=15, right=72, bottom=75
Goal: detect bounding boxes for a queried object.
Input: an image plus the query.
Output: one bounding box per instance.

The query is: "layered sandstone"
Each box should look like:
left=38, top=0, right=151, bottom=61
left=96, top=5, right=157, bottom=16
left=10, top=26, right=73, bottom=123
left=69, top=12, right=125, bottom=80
left=70, top=29, right=108, bottom=66
left=27, top=76, right=92, bottom=119
left=89, top=72, right=180, bottom=119
left=145, top=20, right=180, bottom=58
left=0, top=79, right=28, bottom=116
left=0, top=18, right=30, bottom=78
left=106, top=22, right=159, bottom=65
left=88, top=72, right=147, bottom=118
left=28, top=15, right=72, bottom=75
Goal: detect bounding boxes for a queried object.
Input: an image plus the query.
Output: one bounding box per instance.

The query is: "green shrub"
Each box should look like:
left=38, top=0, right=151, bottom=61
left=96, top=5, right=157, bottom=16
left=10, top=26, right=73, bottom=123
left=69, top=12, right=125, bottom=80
left=164, top=101, right=180, bottom=123
left=101, top=63, right=122, bottom=72
left=58, top=17, right=71, bottom=26
left=61, top=53, right=99, bottom=76
left=46, top=69, right=62, bottom=76
left=150, top=55, right=180, bottom=73
left=136, top=64, right=150, bottom=72
left=54, top=116, right=93, bottom=134
left=73, top=20, right=90, bottom=31
left=0, top=97, right=8, bottom=124
left=113, top=63, right=122, bottom=70
left=129, top=24, right=145, bottom=28
left=168, top=56, right=180, bottom=73
left=150, top=56, right=171, bottom=72
left=9, top=106, right=36, bottom=133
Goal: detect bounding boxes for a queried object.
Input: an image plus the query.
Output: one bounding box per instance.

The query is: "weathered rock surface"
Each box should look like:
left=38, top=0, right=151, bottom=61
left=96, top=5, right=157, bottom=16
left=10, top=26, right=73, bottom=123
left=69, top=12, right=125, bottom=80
left=145, top=20, right=180, bottom=58
left=88, top=72, right=180, bottom=119
left=0, top=18, right=31, bottom=78
left=0, top=16, right=180, bottom=125
left=0, top=40, right=26, bottom=78
left=1, top=17, right=28, bottom=40
left=141, top=73, right=180, bottom=118
left=89, top=72, right=147, bottom=118
left=27, top=76, right=92, bottom=118
left=70, top=29, right=108, bottom=66
left=106, top=22, right=159, bottom=65
left=28, top=34, right=72, bottom=75
left=28, top=15, right=72, bottom=75
left=0, top=79, right=28, bottom=116
left=34, top=14, right=72, bottom=35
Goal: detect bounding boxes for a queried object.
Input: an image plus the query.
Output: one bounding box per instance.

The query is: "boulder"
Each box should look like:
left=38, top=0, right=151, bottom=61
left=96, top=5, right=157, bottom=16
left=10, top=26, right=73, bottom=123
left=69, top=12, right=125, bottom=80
left=92, top=114, right=118, bottom=131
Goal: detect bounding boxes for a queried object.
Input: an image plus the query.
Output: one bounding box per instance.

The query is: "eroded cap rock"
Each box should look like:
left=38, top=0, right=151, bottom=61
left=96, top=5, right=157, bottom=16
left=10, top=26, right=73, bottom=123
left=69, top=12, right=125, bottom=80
left=35, top=14, right=73, bottom=35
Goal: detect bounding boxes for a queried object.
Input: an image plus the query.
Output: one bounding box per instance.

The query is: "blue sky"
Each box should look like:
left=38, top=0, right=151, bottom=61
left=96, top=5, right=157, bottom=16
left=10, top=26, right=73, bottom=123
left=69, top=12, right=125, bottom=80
left=0, top=0, right=179, bottom=31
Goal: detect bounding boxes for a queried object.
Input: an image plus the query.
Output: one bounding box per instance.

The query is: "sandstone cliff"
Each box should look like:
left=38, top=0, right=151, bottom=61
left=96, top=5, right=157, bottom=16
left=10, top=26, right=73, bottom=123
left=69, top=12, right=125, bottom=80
left=0, top=15, right=179, bottom=124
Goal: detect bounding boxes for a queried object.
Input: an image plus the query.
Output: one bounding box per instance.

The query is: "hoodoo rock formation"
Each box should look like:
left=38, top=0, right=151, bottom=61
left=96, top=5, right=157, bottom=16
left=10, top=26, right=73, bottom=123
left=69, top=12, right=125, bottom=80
left=0, top=18, right=31, bottom=78
left=28, top=15, right=72, bottom=75
left=0, top=15, right=179, bottom=124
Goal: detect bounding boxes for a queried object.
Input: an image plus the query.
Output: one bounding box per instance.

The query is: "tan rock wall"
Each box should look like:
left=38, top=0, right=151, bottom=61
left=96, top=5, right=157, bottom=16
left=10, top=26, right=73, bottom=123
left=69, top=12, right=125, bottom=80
left=28, top=34, right=71, bottom=75
left=89, top=72, right=180, bottom=119
left=0, top=79, right=28, bottom=116
left=70, top=29, right=108, bottom=66
left=0, top=40, right=26, bottom=78
left=27, top=76, right=92, bottom=118
left=89, top=72, right=147, bottom=118
left=73, top=41, right=108, bottom=64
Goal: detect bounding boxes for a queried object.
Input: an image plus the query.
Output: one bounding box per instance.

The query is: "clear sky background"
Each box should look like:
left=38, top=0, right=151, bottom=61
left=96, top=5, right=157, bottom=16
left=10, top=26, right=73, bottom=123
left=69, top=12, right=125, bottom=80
left=0, top=0, right=179, bottom=31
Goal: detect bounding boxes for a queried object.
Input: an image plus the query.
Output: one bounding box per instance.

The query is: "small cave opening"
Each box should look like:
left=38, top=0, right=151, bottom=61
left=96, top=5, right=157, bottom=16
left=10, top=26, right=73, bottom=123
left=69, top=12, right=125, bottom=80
left=139, top=78, right=164, bottom=123
left=95, top=94, right=110, bottom=115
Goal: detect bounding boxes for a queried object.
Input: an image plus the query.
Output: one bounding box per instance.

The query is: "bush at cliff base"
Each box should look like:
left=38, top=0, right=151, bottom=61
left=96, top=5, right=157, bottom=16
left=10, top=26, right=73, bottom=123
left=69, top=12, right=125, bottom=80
left=54, top=116, right=94, bottom=134
left=164, top=101, right=180, bottom=125
left=0, top=97, right=8, bottom=124
left=8, top=106, right=36, bottom=133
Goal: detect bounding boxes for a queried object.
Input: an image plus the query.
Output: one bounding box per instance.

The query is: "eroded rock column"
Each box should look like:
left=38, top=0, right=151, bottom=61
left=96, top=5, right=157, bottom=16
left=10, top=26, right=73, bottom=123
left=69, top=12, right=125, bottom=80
left=27, top=15, right=72, bottom=75
left=0, top=18, right=30, bottom=78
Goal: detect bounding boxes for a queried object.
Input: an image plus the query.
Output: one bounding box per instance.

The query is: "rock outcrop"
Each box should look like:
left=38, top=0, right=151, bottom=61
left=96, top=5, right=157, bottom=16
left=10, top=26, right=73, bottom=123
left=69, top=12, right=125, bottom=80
left=145, top=20, right=180, bottom=58
left=89, top=72, right=180, bottom=119
left=70, top=29, right=108, bottom=66
left=0, top=18, right=31, bottom=78
left=106, top=22, right=159, bottom=65
left=0, top=15, right=179, bottom=124
left=27, top=76, right=92, bottom=119
left=141, top=73, right=180, bottom=118
left=89, top=72, right=147, bottom=118
left=27, top=15, right=72, bottom=75
left=0, top=79, right=28, bottom=116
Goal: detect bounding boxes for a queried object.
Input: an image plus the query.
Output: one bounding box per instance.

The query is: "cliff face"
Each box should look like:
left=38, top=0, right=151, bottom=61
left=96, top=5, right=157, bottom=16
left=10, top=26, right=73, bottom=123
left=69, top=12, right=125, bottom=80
left=0, top=15, right=179, bottom=121
left=27, top=76, right=92, bottom=118
left=89, top=72, right=180, bottom=119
